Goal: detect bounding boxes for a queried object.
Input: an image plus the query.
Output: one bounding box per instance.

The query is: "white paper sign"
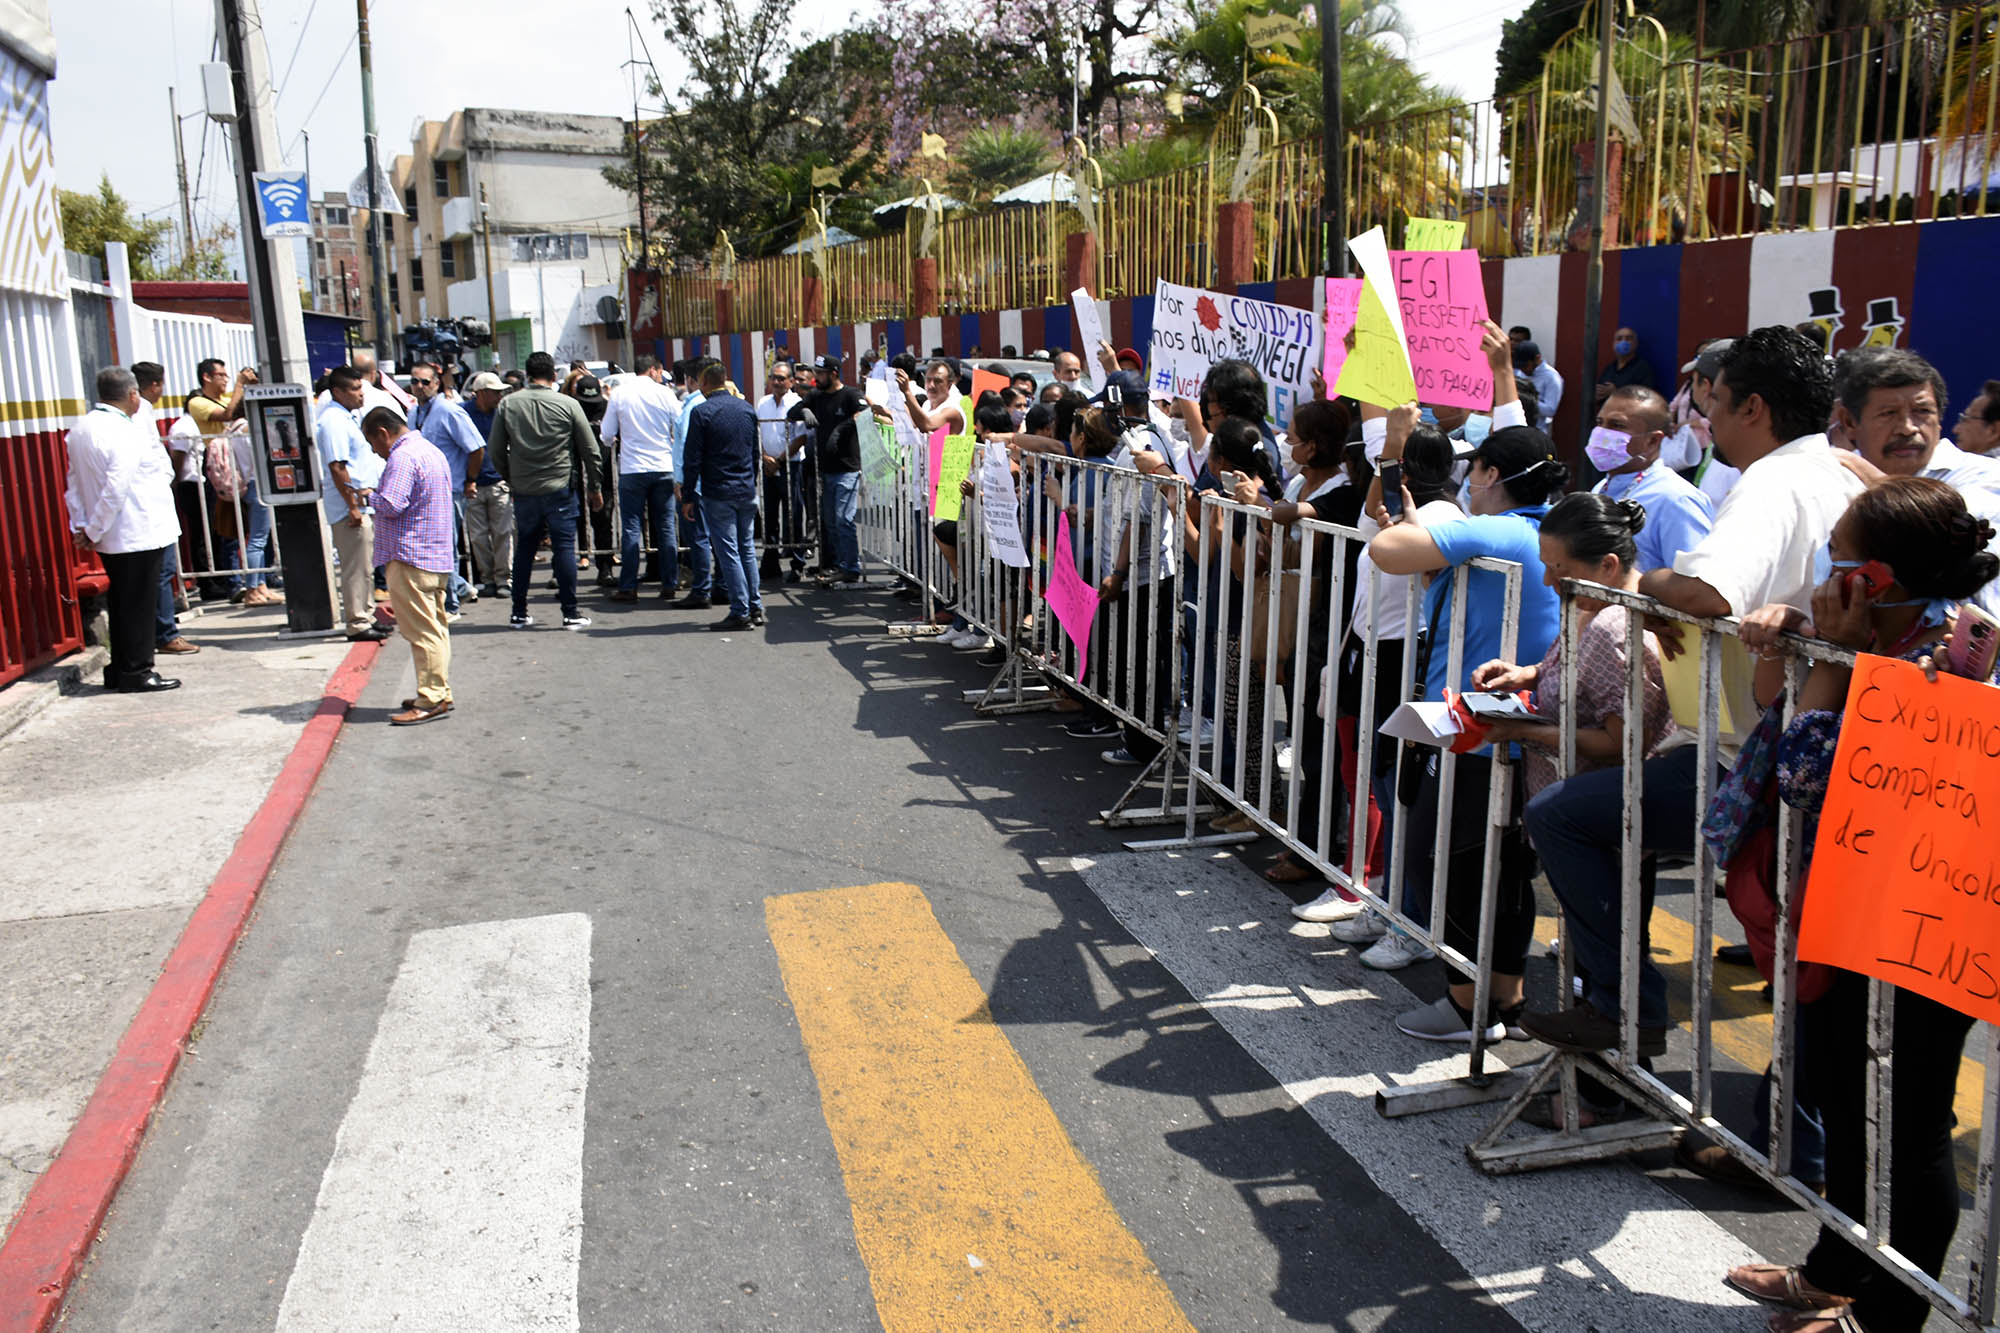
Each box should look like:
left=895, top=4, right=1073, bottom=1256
left=1378, top=700, right=1462, bottom=748
left=1071, top=287, right=1107, bottom=394
left=979, top=441, right=1029, bottom=568
left=1146, top=279, right=1319, bottom=429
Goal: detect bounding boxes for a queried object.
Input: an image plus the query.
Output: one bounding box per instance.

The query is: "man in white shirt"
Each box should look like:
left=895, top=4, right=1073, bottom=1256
left=1523, top=326, right=1862, bottom=1065
left=602, top=354, right=682, bottom=601
left=1586, top=385, right=1715, bottom=572
left=755, top=358, right=809, bottom=583
left=317, top=365, right=390, bottom=641
left=65, top=367, right=185, bottom=692
left=1834, top=347, right=2000, bottom=616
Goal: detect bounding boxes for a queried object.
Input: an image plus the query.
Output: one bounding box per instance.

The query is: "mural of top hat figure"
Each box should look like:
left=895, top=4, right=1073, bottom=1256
left=1805, top=287, right=1845, bottom=350
left=1860, top=296, right=1905, bottom=348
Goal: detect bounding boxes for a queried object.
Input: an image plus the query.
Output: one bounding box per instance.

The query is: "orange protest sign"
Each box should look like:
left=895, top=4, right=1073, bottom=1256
left=1796, top=653, right=2000, bottom=1024
left=970, top=368, right=1010, bottom=402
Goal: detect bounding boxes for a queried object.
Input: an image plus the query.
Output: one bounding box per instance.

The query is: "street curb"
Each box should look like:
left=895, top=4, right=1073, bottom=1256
left=0, top=638, right=382, bottom=1333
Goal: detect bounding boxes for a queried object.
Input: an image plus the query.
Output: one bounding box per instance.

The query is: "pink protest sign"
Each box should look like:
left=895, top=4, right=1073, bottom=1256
left=1042, top=511, right=1097, bottom=680
left=1388, top=248, right=1492, bottom=411
left=926, top=425, right=947, bottom=511
left=1323, top=277, right=1364, bottom=390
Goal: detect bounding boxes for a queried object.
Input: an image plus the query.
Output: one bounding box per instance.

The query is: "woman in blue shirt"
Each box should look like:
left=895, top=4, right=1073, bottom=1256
left=1366, top=420, right=1568, bottom=1043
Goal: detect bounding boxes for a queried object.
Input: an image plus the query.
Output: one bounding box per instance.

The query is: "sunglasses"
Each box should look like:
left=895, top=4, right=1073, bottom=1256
left=412, top=378, right=436, bottom=387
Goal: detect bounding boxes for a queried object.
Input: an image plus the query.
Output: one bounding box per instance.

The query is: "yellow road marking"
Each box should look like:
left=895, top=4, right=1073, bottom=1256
left=1540, top=907, right=1985, bottom=1190
left=766, top=882, right=1195, bottom=1333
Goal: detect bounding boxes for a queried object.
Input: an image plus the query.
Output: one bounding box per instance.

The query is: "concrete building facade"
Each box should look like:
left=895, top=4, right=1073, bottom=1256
left=359, top=107, right=636, bottom=372
left=305, top=190, right=362, bottom=323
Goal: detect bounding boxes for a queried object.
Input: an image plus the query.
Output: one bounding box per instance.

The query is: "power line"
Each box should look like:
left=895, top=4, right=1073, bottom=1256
left=281, top=29, right=359, bottom=163
left=273, top=0, right=322, bottom=104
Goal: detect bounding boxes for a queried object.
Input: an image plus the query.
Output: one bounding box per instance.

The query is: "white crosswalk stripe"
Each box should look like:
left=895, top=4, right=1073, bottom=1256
left=275, top=913, right=593, bottom=1332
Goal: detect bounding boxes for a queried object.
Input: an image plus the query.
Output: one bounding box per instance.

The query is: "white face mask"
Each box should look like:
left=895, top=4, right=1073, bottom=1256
left=1585, top=426, right=1636, bottom=473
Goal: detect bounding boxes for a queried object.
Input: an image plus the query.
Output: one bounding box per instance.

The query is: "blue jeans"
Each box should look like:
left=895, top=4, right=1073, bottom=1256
left=819, top=470, right=860, bottom=575
left=618, top=472, right=677, bottom=592
left=511, top=488, right=580, bottom=619
left=157, top=542, right=182, bottom=645
left=1523, top=746, right=1711, bottom=1030
left=444, top=496, right=473, bottom=612
left=680, top=490, right=712, bottom=595
left=702, top=495, right=761, bottom=620
left=225, top=476, right=274, bottom=590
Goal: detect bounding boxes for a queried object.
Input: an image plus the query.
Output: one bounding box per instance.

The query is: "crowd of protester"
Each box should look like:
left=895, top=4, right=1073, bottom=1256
left=63, top=318, right=1999, bottom=1329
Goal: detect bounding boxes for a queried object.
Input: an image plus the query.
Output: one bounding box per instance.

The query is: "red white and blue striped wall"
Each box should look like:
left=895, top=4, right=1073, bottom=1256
left=663, top=214, right=2000, bottom=455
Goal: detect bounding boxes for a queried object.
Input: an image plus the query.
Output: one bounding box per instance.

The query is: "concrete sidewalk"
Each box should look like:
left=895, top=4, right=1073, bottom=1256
left=0, top=601, right=358, bottom=1237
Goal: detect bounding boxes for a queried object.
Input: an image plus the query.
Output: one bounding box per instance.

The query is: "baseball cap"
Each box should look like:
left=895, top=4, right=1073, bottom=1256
left=1683, top=338, right=1735, bottom=380
left=467, top=371, right=507, bottom=392
left=1115, top=346, right=1143, bottom=367
left=813, top=353, right=842, bottom=373
left=574, top=375, right=605, bottom=402
left=1511, top=340, right=1541, bottom=369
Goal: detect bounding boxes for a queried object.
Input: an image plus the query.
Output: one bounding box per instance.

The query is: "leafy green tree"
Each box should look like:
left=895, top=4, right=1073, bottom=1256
left=58, top=175, right=174, bottom=275
left=951, top=128, right=1057, bottom=203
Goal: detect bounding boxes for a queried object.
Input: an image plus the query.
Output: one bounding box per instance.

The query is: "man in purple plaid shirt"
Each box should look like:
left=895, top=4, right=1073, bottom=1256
left=362, top=406, right=456, bottom=724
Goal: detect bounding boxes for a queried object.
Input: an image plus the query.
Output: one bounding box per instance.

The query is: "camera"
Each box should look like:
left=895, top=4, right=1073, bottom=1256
left=399, top=317, right=493, bottom=381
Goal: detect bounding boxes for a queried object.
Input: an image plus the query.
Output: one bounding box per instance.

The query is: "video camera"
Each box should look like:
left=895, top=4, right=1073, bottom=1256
left=399, top=317, right=492, bottom=381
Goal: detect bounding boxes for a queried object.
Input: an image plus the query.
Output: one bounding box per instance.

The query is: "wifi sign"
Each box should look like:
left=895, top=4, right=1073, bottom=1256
left=253, top=171, right=313, bottom=239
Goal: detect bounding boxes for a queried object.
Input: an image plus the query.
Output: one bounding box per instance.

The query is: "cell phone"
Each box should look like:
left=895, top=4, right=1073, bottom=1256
left=1843, top=560, right=1894, bottom=601
left=1946, top=604, right=2000, bottom=681
left=1379, top=461, right=1404, bottom=518
left=1216, top=469, right=1243, bottom=491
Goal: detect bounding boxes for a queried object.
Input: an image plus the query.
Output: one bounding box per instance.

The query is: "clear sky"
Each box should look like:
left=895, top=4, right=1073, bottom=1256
left=47, top=0, right=1532, bottom=263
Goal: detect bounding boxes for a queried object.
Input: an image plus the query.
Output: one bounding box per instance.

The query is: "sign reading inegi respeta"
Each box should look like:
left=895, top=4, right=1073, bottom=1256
left=1388, top=248, right=1492, bottom=411
left=1797, top=653, right=2000, bottom=1024
left=1147, top=280, right=1319, bottom=430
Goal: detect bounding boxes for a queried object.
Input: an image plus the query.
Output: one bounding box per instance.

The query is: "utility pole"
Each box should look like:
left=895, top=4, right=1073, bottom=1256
left=302, top=127, right=314, bottom=310
left=479, top=179, right=499, bottom=368
left=358, top=0, right=392, bottom=359
left=214, top=0, right=337, bottom=634
left=1318, top=0, right=1345, bottom=277
left=169, top=86, right=196, bottom=270
left=1577, top=0, right=1615, bottom=460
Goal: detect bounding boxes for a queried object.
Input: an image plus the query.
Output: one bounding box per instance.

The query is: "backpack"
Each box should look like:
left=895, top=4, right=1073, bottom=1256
left=204, top=422, right=244, bottom=501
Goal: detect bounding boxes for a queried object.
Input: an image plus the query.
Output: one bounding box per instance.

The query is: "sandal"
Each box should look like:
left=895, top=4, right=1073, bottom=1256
left=1724, top=1265, right=1853, bottom=1314
left=1211, top=811, right=1254, bottom=834
left=1263, top=854, right=1317, bottom=885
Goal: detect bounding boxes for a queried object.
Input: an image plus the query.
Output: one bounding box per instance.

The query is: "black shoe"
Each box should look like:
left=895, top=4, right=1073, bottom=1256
left=786, top=569, right=804, bottom=584
left=346, top=626, right=392, bottom=642
left=709, top=615, right=752, bottom=631
left=978, top=644, right=1007, bottom=667
left=749, top=609, right=767, bottom=626
left=1518, top=1002, right=1668, bottom=1057
left=1717, top=943, right=1755, bottom=967
left=671, top=593, right=711, bottom=609
left=113, top=671, right=181, bottom=693
left=1064, top=718, right=1119, bottom=739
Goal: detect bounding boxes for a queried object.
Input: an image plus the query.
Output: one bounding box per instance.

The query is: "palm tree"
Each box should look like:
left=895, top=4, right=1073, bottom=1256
left=951, top=128, right=1057, bottom=206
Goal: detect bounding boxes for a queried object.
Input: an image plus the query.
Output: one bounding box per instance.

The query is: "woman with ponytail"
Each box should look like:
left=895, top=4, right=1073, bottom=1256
left=1201, top=416, right=1286, bottom=828
left=1727, top=476, right=2000, bottom=1333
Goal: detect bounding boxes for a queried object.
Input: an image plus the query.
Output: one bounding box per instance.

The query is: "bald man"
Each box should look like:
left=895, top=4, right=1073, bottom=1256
left=1587, top=385, right=1715, bottom=572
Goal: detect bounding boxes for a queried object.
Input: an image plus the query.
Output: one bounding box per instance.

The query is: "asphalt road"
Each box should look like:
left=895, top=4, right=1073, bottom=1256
left=58, top=577, right=1537, bottom=1332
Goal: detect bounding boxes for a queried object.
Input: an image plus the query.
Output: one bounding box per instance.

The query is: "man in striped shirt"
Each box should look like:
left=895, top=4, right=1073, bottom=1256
left=362, top=406, right=456, bottom=725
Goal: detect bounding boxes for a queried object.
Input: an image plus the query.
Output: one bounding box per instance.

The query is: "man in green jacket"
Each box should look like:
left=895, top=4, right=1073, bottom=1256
left=490, top=351, right=604, bottom=629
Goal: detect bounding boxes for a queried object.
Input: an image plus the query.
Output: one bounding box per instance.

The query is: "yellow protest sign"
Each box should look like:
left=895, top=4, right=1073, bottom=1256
left=1334, top=226, right=1416, bottom=407
left=1404, top=217, right=1467, bottom=252
left=932, top=434, right=978, bottom=522
left=1245, top=12, right=1301, bottom=50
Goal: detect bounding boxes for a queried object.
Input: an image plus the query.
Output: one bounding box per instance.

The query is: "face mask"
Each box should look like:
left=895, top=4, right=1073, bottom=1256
left=1811, top=541, right=1860, bottom=589
left=1585, top=426, right=1636, bottom=473
left=1614, top=339, right=1635, bottom=358
left=1010, top=407, right=1027, bottom=427
left=1458, top=413, right=1492, bottom=448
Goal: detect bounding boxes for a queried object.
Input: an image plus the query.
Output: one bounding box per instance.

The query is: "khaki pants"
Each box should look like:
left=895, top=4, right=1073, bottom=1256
left=330, top=513, right=375, bottom=632
left=467, top=482, right=514, bottom=586
left=386, top=560, right=451, bottom=706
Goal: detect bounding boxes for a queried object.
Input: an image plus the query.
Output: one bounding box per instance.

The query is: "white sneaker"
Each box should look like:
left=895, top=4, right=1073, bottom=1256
left=1275, top=742, right=1295, bottom=776
left=954, top=633, right=993, bottom=651
left=1330, top=909, right=1389, bottom=944
left=1360, top=930, right=1435, bottom=971
left=1177, top=717, right=1215, bottom=745
left=936, top=627, right=971, bottom=647
left=1292, top=886, right=1365, bottom=923
left=1394, top=995, right=1504, bottom=1044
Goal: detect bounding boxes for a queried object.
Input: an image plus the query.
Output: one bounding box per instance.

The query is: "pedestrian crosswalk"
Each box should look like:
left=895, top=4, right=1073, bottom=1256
left=275, top=914, right=592, bottom=1332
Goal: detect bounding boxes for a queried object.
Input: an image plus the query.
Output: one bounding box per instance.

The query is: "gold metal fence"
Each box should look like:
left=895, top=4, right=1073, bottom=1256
left=656, top=0, right=2000, bottom=339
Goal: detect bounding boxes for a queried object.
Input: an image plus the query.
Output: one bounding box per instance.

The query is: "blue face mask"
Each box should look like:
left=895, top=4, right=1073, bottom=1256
left=1811, top=541, right=1860, bottom=589
left=1614, top=339, right=1635, bottom=358
left=1812, top=541, right=1950, bottom=617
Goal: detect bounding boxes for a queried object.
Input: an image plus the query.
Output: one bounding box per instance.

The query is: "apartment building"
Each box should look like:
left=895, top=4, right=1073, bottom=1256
left=305, top=190, right=363, bottom=322
left=359, top=107, right=637, bottom=370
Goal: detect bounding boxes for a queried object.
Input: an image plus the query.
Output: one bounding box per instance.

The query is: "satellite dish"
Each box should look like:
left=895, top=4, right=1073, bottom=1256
left=596, top=294, right=623, bottom=323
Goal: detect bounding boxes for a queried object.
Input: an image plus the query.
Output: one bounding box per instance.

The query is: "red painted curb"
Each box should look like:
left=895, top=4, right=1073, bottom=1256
left=0, top=639, right=382, bottom=1333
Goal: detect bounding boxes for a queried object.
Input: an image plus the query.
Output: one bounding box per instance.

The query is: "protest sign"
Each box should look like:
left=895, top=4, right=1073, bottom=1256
left=1797, top=654, right=2000, bottom=1025
left=1333, top=227, right=1416, bottom=408
left=1404, top=217, right=1467, bottom=252
left=1042, top=511, right=1097, bottom=680
left=1146, top=280, right=1319, bottom=428
left=1322, top=277, right=1364, bottom=395
left=931, top=434, right=978, bottom=522
left=1072, top=288, right=1108, bottom=393
left=1387, top=248, right=1492, bottom=411
left=969, top=368, right=1009, bottom=403
left=979, top=441, right=1029, bottom=567
left=863, top=420, right=899, bottom=491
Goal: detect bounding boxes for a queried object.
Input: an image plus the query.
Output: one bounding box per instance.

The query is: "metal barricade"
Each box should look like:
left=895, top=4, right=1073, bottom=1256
left=1165, top=491, right=1535, bottom=1110
left=1466, top=580, right=2000, bottom=1333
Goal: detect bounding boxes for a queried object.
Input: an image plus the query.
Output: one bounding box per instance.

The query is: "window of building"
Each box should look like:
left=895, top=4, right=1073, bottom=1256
left=318, top=277, right=330, bottom=298
left=315, top=240, right=326, bottom=261
left=433, top=161, right=450, bottom=197
left=509, top=232, right=592, bottom=263
left=410, top=256, right=424, bottom=293
left=329, top=206, right=348, bottom=226
left=390, top=275, right=401, bottom=309
left=439, top=243, right=457, bottom=279
left=403, top=187, right=417, bottom=215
